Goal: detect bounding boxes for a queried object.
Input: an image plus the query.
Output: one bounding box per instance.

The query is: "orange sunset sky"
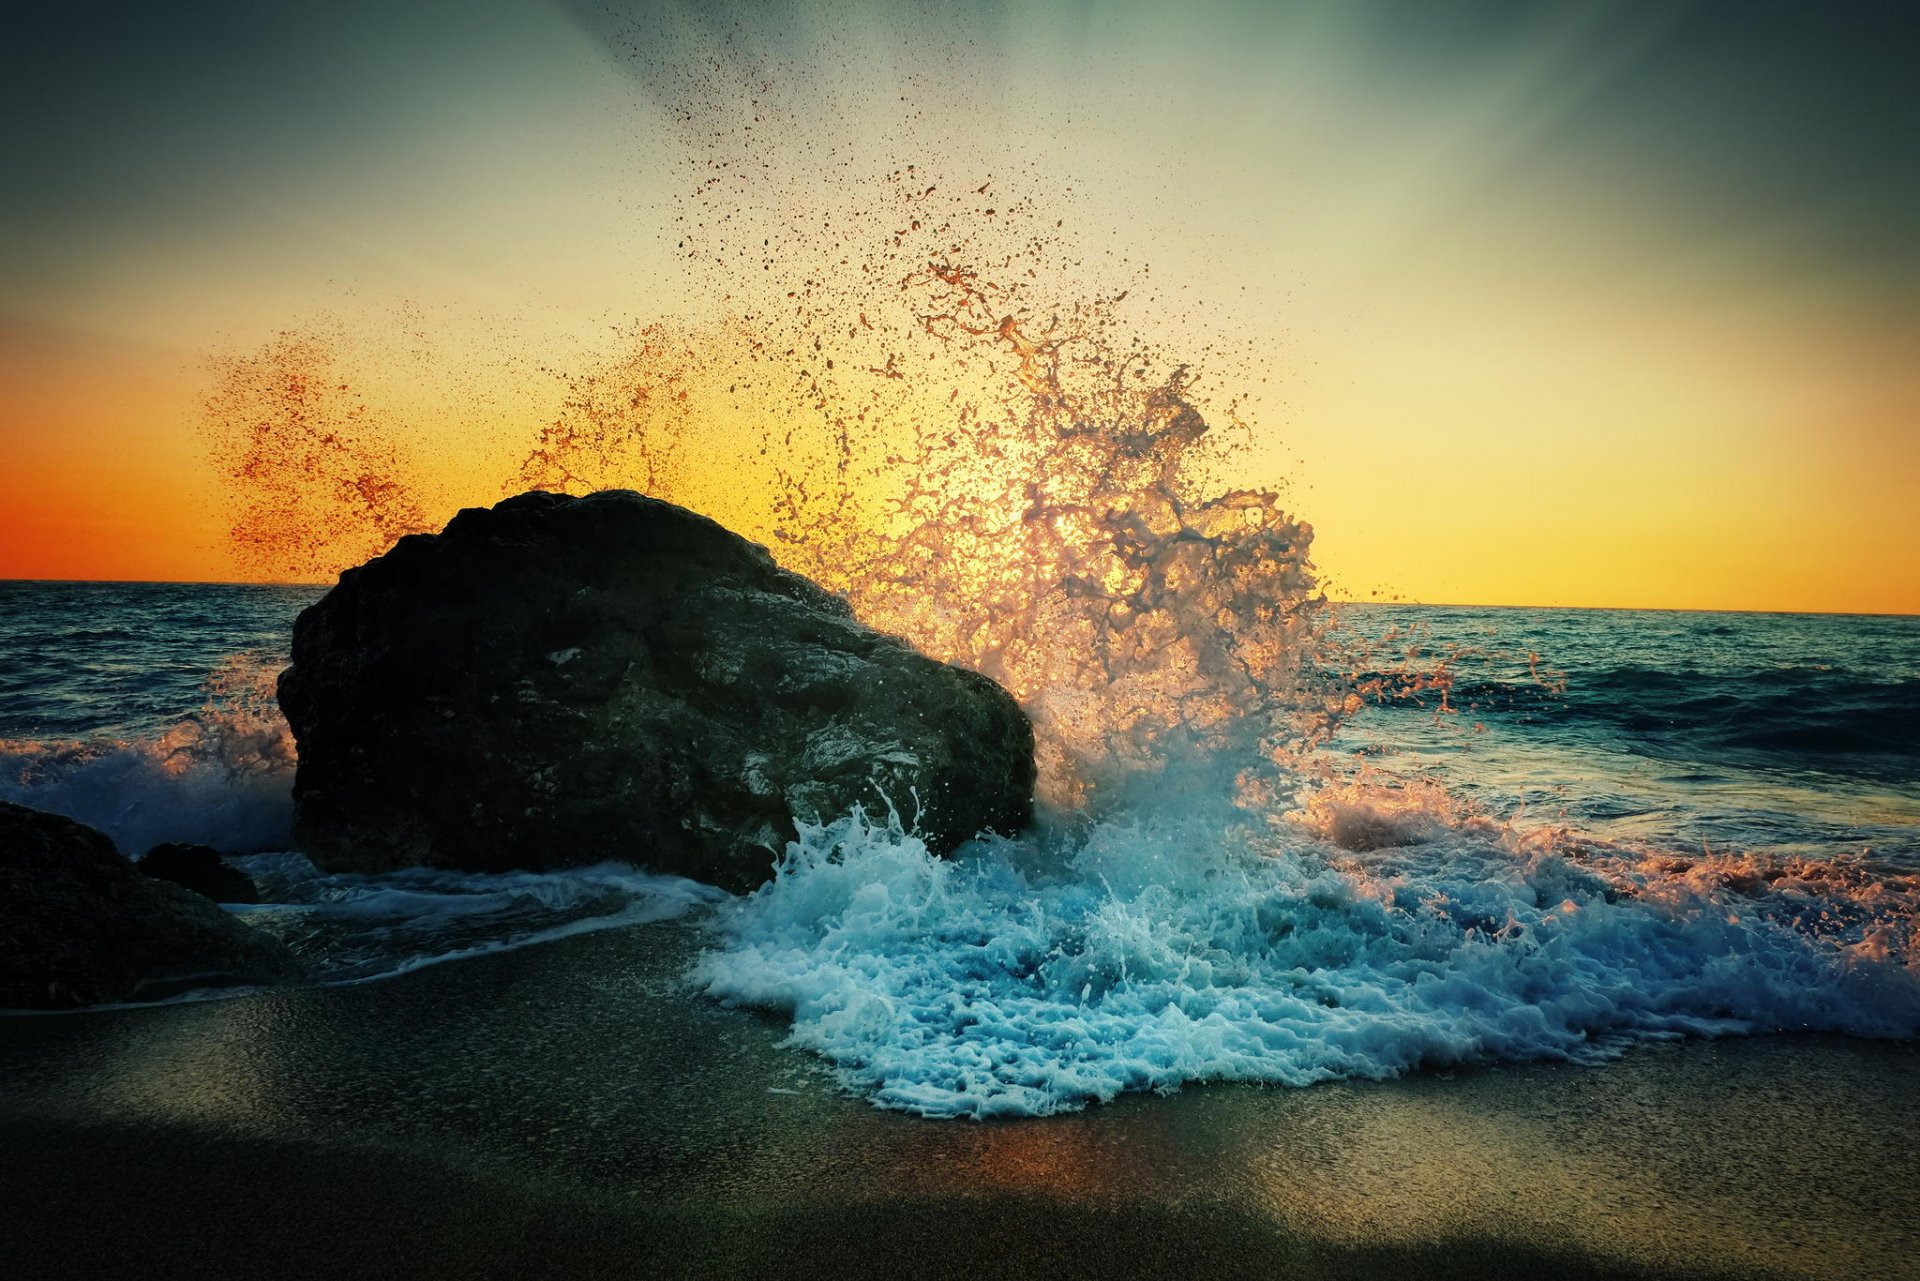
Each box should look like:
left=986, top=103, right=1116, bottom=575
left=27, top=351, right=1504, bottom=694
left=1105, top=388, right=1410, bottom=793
left=3, top=0, right=1916, bottom=612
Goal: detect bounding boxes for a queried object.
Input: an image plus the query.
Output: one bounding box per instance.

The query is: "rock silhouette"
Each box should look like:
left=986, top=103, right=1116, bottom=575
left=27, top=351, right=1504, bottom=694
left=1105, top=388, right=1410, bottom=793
left=278, top=490, right=1035, bottom=890
left=0, top=802, right=297, bottom=1009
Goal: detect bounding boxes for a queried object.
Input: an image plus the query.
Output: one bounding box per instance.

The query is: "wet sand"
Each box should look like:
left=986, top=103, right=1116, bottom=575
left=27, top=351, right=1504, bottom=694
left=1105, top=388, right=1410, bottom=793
left=4, top=920, right=1915, bottom=1280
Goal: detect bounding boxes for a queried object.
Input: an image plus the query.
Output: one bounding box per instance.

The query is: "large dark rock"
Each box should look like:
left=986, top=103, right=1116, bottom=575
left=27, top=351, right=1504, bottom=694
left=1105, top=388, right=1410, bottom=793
left=278, top=490, right=1035, bottom=891
left=137, top=843, right=261, bottom=904
left=0, top=802, right=299, bottom=1009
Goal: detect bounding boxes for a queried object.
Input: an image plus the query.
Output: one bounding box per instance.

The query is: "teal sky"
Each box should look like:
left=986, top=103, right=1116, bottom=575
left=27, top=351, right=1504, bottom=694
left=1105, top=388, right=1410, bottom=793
left=6, top=1, right=1914, bottom=332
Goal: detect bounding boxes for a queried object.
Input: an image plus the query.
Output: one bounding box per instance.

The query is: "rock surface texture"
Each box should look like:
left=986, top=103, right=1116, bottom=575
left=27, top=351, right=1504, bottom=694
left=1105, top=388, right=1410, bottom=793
left=0, top=802, right=297, bottom=1009
left=278, top=490, right=1035, bottom=891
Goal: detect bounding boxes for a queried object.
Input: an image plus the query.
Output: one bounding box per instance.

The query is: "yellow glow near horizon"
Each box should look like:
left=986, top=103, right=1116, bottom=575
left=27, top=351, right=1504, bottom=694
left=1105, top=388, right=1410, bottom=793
left=1, top=1, right=1914, bottom=613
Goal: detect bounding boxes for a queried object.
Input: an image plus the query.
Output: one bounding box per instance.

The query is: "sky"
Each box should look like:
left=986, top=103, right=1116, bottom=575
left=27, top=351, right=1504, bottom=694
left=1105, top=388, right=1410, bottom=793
left=2, top=0, right=1915, bottom=611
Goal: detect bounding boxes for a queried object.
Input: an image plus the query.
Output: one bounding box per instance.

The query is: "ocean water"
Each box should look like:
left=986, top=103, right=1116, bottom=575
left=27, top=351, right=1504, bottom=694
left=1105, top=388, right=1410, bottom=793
left=1328, top=605, right=1920, bottom=867
left=0, top=581, right=317, bottom=857
left=3, top=580, right=1916, bottom=1115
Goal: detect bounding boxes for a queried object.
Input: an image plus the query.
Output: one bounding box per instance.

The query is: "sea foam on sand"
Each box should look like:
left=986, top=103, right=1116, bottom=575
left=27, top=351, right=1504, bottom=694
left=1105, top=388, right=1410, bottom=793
left=696, top=783, right=1920, bottom=1118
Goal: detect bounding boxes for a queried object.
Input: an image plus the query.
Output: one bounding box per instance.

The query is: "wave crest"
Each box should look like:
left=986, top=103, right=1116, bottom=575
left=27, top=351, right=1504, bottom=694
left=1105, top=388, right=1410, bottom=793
left=0, top=654, right=296, bottom=855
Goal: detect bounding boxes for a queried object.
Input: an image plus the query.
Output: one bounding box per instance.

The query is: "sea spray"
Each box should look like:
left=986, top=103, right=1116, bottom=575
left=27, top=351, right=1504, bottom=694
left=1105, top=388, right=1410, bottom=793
left=171, top=19, right=1920, bottom=1112
left=202, top=326, right=436, bottom=583
left=201, top=26, right=1362, bottom=807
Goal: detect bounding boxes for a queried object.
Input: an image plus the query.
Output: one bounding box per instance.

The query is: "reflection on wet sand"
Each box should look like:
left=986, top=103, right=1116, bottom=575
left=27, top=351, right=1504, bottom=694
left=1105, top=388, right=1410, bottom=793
left=4, top=922, right=1913, bottom=1280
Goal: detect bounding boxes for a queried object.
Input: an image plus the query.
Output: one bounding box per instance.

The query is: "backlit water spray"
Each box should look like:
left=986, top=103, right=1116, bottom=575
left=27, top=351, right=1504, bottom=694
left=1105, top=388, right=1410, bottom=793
left=170, top=17, right=1920, bottom=1113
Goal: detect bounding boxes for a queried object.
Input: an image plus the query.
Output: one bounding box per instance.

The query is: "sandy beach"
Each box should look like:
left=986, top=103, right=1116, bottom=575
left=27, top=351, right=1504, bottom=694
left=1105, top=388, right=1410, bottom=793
left=5, top=919, right=1914, bottom=1281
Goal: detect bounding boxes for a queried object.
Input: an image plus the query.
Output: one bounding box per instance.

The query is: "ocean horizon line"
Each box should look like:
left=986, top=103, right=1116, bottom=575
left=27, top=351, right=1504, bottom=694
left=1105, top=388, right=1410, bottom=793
left=2, top=576, right=1914, bottom=621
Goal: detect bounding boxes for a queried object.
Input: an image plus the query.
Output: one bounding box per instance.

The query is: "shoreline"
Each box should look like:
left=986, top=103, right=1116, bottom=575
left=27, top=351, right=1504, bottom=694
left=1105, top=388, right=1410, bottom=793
left=4, top=922, right=1915, bottom=1280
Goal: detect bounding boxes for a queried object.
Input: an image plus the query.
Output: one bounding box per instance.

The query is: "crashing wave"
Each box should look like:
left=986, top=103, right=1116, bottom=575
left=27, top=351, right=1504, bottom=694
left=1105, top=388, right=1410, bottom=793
left=0, top=655, right=296, bottom=855
left=698, top=785, right=1920, bottom=1118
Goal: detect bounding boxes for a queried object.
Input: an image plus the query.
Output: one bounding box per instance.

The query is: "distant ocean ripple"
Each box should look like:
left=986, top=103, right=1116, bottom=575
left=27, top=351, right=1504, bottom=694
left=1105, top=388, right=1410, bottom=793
left=1330, top=605, right=1920, bottom=868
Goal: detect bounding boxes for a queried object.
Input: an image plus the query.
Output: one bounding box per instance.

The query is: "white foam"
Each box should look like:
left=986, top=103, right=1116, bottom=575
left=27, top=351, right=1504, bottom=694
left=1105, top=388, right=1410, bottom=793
left=1, top=655, right=299, bottom=855
left=235, top=856, right=728, bottom=985
left=4, top=858, right=727, bottom=1016
left=696, top=791, right=1920, bottom=1118
left=0, top=738, right=293, bottom=855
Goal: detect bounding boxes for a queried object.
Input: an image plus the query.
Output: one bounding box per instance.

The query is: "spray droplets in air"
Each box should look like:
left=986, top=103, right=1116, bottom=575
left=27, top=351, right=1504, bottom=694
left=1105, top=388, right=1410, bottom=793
left=201, top=17, right=1364, bottom=806
left=203, top=329, right=435, bottom=582
left=553, top=32, right=1352, bottom=804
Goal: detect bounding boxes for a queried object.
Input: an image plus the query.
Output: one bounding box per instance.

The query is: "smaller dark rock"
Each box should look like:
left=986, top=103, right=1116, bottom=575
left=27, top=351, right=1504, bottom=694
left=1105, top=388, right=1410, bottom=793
left=0, top=802, right=299, bottom=1010
left=137, top=843, right=261, bottom=904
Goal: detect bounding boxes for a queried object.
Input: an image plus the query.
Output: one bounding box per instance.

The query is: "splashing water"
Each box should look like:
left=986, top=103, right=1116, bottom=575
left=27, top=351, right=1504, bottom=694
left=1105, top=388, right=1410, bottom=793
left=802, top=273, right=1332, bottom=808
left=177, top=20, right=1920, bottom=1113
left=696, top=791, right=1919, bottom=1119
left=480, top=83, right=1350, bottom=805
left=0, top=651, right=299, bottom=855
left=202, top=328, right=437, bottom=583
